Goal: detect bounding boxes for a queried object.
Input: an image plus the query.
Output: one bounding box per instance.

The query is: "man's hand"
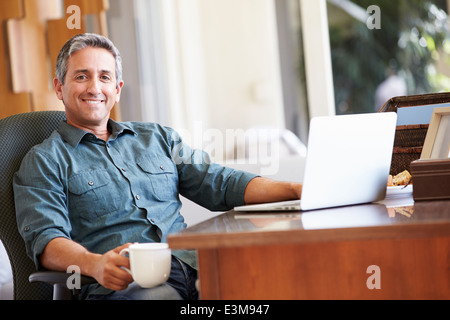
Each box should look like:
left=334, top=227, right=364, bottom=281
left=90, top=243, right=134, bottom=291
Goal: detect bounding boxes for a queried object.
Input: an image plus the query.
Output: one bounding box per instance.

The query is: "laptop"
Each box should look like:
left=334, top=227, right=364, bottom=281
left=234, top=112, right=397, bottom=212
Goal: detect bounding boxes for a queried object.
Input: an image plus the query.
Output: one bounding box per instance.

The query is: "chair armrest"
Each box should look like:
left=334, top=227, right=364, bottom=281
left=29, top=271, right=96, bottom=286
left=29, top=271, right=97, bottom=300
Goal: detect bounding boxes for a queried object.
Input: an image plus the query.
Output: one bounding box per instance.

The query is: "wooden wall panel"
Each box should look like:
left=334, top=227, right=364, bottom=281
left=7, top=0, right=64, bottom=112
left=0, top=0, right=32, bottom=119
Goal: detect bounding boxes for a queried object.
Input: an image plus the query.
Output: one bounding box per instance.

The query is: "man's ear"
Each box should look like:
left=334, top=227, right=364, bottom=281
left=115, top=80, right=124, bottom=103
left=53, top=77, right=64, bottom=100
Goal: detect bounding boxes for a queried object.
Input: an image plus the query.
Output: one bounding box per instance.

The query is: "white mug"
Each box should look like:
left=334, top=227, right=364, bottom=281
left=119, top=243, right=171, bottom=288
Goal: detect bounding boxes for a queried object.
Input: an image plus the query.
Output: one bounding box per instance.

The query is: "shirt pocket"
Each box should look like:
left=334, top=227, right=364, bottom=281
left=68, top=169, right=118, bottom=219
left=137, top=155, right=178, bottom=201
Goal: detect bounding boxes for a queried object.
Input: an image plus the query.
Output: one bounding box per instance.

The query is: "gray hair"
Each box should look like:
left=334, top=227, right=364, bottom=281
left=55, top=33, right=123, bottom=88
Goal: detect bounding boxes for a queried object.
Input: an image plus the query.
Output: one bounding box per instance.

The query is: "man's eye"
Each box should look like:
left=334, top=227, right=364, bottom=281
left=101, top=75, right=112, bottom=81
left=75, top=75, right=87, bottom=80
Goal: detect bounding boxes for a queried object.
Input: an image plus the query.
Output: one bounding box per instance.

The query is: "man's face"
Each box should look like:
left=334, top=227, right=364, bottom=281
left=54, top=47, right=123, bottom=129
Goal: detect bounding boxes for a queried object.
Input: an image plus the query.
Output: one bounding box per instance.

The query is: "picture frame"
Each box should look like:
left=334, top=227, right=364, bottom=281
left=421, top=106, right=450, bottom=159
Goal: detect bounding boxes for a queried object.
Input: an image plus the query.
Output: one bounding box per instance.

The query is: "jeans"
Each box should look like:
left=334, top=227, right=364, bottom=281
left=87, top=256, right=198, bottom=300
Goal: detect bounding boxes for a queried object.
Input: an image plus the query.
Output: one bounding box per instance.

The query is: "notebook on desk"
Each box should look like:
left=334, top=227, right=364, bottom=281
left=234, top=112, right=397, bottom=212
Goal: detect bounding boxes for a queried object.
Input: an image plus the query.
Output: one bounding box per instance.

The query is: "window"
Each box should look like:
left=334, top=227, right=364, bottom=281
left=328, top=0, right=450, bottom=114
left=275, top=0, right=309, bottom=143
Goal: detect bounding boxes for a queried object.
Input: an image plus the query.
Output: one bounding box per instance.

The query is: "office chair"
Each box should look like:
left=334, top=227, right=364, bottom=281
left=0, top=111, right=95, bottom=300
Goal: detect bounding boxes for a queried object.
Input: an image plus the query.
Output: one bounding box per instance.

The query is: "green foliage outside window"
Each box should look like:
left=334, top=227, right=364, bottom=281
left=328, top=0, right=450, bottom=114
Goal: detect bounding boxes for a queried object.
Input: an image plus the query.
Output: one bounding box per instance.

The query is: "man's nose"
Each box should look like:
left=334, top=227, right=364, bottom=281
left=87, top=79, right=102, bottom=95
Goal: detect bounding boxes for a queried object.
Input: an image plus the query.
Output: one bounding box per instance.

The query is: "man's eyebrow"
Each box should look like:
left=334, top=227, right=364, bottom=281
left=72, top=69, right=114, bottom=75
left=72, top=69, right=113, bottom=74
left=72, top=69, right=89, bottom=74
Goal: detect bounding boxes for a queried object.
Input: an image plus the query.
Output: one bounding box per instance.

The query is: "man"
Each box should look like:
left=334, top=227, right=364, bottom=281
left=13, top=33, right=301, bottom=300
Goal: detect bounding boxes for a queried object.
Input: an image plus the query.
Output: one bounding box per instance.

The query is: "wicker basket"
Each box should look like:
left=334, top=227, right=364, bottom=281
left=379, top=92, right=450, bottom=175
left=390, top=124, right=429, bottom=175
left=393, top=124, right=429, bottom=148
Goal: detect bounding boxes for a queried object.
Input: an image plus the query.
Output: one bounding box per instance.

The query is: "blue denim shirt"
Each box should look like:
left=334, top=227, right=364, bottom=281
left=13, top=120, right=257, bottom=273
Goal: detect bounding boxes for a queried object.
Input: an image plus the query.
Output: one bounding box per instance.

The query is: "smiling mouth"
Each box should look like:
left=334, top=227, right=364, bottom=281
left=82, top=99, right=105, bottom=104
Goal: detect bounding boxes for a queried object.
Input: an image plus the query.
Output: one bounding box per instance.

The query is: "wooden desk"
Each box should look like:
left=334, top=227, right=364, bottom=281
left=168, top=197, right=450, bottom=299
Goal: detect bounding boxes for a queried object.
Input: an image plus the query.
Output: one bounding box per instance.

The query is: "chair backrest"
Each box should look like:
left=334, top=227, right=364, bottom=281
left=0, top=111, right=66, bottom=299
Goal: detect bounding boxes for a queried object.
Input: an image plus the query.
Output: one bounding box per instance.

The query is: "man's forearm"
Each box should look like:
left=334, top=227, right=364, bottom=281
left=40, top=237, right=100, bottom=277
left=244, top=177, right=302, bottom=204
left=40, top=238, right=133, bottom=291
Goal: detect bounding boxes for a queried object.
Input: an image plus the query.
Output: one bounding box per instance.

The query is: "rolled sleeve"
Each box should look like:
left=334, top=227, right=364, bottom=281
left=13, top=149, right=72, bottom=269
left=223, top=169, right=258, bottom=208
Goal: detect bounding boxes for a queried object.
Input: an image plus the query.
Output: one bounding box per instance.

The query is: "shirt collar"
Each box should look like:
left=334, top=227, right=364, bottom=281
left=58, top=119, right=137, bottom=148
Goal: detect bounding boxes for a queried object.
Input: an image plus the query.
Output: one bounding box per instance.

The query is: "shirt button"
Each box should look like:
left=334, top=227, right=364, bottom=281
left=135, top=195, right=141, bottom=200
left=88, top=181, right=94, bottom=186
left=121, top=168, right=126, bottom=172
left=24, top=226, right=30, bottom=232
left=160, top=165, right=164, bottom=170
